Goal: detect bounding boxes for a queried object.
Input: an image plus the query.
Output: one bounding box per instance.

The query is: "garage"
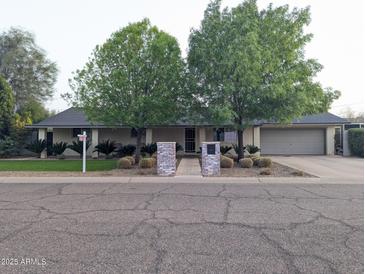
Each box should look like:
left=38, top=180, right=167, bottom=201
left=260, top=128, right=325, bottom=155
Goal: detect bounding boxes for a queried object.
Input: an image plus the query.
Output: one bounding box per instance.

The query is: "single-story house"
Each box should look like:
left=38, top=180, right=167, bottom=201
left=26, top=108, right=348, bottom=158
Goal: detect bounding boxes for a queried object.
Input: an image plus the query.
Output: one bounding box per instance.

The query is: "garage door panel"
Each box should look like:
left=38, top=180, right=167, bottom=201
left=260, top=128, right=325, bottom=155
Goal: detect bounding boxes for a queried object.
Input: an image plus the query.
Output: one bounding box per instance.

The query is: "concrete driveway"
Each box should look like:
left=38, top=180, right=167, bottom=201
left=272, top=156, right=364, bottom=182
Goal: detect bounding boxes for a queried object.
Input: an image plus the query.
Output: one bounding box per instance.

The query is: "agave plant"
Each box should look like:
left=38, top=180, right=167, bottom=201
left=52, top=142, right=68, bottom=156
left=26, top=139, right=46, bottom=157
left=246, top=144, right=260, bottom=154
left=233, top=144, right=246, bottom=156
left=68, top=140, right=90, bottom=158
left=93, top=139, right=116, bottom=157
left=140, top=143, right=157, bottom=156
left=220, top=145, right=232, bottom=155
left=116, top=144, right=136, bottom=157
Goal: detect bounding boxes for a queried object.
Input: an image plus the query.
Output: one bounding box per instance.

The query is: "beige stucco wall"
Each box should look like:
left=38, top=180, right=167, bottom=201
left=99, top=128, right=141, bottom=145
left=152, top=127, right=185, bottom=149
left=53, top=128, right=93, bottom=156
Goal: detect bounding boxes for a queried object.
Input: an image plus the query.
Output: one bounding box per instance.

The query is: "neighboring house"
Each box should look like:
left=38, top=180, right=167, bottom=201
left=26, top=108, right=348, bottom=158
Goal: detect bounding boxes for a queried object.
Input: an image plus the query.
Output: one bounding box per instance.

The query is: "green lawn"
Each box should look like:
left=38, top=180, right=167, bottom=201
left=0, top=160, right=117, bottom=172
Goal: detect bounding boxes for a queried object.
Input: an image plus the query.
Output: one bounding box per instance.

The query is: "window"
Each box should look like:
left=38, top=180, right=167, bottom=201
left=214, top=128, right=225, bottom=141
left=72, top=128, right=91, bottom=139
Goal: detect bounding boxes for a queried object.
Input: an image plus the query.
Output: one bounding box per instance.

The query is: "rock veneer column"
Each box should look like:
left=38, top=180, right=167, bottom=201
left=157, top=142, right=176, bottom=176
left=201, top=142, right=220, bottom=176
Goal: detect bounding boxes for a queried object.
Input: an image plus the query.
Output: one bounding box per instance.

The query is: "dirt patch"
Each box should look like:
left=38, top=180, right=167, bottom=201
left=219, top=162, right=314, bottom=177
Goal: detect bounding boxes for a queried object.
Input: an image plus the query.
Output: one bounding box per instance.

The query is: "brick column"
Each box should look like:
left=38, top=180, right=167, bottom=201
left=201, top=142, right=220, bottom=176
left=157, top=142, right=176, bottom=176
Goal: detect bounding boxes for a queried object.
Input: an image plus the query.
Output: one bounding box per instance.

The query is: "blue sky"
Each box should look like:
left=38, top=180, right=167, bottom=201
left=1, top=0, right=364, bottom=115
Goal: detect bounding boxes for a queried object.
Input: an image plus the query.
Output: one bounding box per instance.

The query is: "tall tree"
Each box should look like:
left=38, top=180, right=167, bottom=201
left=67, top=19, right=186, bottom=161
left=0, top=75, right=15, bottom=138
left=188, top=0, right=340, bottom=159
left=0, top=27, right=58, bottom=111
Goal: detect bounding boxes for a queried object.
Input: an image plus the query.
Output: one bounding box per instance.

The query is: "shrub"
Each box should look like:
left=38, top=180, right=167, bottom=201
left=292, top=170, right=304, bottom=176
left=225, top=153, right=238, bottom=161
left=0, top=137, right=18, bottom=158
left=117, top=157, right=132, bottom=169
left=151, top=152, right=157, bottom=158
left=68, top=140, right=91, bottom=158
left=260, top=168, right=272, bottom=175
left=239, top=158, right=253, bottom=168
left=220, top=155, right=234, bottom=168
left=116, top=144, right=136, bottom=157
left=141, top=143, right=157, bottom=156
left=252, top=156, right=261, bottom=166
left=246, top=144, right=260, bottom=154
left=26, top=139, right=46, bottom=157
left=258, top=157, right=272, bottom=168
left=52, top=142, right=68, bottom=156
left=124, top=156, right=135, bottom=165
left=348, top=128, right=364, bottom=157
left=220, top=145, right=232, bottom=155
left=139, top=157, right=155, bottom=168
left=93, top=139, right=116, bottom=156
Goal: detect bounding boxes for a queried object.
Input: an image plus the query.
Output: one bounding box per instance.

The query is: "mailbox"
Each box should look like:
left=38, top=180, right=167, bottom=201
left=207, top=144, right=216, bottom=155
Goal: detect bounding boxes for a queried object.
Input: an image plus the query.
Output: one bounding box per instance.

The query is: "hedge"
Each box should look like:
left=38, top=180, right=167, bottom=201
left=348, top=128, right=364, bottom=157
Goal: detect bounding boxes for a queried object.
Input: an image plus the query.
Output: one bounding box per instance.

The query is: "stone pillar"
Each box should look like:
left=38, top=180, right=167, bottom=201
left=326, top=126, right=335, bottom=155
left=92, top=128, right=99, bottom=159
left=199, top=128, right=206, bottom=150
left=253, top=127, right=261, bottom=156
left=38, top=128, right=47, bottom=159
left=146, top=128, right=153, bottom=144
left=201, top=142, right=220, bottom=176
left=157, top=142, right=176, bottom=176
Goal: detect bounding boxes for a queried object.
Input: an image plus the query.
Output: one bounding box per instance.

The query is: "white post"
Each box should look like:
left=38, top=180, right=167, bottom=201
left=78, top=131, right=87, bottom=173
left=82, top=131, right=86, bottom=173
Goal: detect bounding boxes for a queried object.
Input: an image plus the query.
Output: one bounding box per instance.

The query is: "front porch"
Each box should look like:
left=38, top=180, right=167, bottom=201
left=37, top=126, right=259, bottom=159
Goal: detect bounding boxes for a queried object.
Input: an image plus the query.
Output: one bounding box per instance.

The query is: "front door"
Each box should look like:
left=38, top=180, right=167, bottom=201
left=185, top=128, right=196, bottom=153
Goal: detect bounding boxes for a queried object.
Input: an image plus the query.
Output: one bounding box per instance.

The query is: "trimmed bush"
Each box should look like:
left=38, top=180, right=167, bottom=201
left=239, top=158, right=253, bottom=168
left=252, top=156, right=261, bottom=166
left=117, top=157, right=132, bottom=169
left=221, top=155, right=234, bottom=168
left=348, top=128, right=364, bottom=157
left=260, top=168, right=272, bottom=175
left=258, top=157, right=272, bottom=168
left=139, top=157, right=155, bottom=168
left=124, top=156, right=135, bottom=165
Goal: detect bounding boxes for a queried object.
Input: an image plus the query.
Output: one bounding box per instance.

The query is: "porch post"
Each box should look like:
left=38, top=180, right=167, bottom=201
left=326, top=126, right=335, bottom=155
left=253, top=127, right=260, bottom=156
left=38, top=128, right=47, bottom=159
left=199, top=127, right=206, bottom=150
left=92, top=128, right=99, bottom=158
left=146, top=128, right=153, bottom=144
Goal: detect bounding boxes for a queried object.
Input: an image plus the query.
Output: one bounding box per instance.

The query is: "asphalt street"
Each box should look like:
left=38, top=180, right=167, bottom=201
left=0, top=182, right=363, bottom=273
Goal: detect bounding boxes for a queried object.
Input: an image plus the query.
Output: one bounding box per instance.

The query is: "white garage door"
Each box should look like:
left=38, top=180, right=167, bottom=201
left=260, top=128, right=325, bottom=155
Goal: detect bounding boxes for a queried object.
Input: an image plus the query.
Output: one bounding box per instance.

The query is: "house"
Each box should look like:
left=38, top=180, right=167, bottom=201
left=26, top=108, right=348, bottom=158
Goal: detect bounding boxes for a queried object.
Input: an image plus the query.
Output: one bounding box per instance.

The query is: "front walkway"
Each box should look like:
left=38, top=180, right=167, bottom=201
left=176, top=157, right=202, bottom=176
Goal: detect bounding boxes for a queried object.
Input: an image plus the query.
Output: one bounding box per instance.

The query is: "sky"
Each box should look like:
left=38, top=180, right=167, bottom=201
left=1, top=0, right=364, bottom=116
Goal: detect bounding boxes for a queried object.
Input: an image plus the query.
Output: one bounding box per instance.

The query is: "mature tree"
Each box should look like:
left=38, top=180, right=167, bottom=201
left=0, top=75, right=15, bottom=138
left=188, top=0, right=340, bottom=159
left=17, top=99, right=55, bottom=124
left=340, top=107, right=364, bottom=123
left=0, top=27, right=58, bottom=110
left=67, top=19, right=186, bottom=161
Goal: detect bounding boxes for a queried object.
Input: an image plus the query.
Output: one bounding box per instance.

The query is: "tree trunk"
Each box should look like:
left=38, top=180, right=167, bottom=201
left=135, top=128, right=144, bottom=163
left=237, top=129, right=244, bottom=161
